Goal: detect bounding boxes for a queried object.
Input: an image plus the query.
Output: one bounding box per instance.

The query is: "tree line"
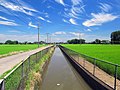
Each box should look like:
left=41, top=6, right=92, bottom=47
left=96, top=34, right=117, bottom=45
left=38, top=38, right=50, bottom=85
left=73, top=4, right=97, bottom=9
left=67, top=31, right=120, bottom=44
left=0, top=31, right=120, bottom=44
left=0, top=40, right=46, bottom=45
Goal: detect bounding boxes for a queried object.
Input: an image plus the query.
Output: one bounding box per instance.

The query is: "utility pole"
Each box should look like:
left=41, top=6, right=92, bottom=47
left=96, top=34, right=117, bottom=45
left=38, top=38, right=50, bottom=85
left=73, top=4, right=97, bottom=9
left=38, top=23, right=40, bottom=48
left=79, top=32, right=81, bottom=45
left=46, top=33, right=49, bottom=44
left=49, top=35, right=51, bottom=44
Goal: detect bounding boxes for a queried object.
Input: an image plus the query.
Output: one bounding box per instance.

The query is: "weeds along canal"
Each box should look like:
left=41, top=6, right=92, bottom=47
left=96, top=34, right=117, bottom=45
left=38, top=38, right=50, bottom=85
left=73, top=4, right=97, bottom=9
left=40, top=47, right=92, bottom=90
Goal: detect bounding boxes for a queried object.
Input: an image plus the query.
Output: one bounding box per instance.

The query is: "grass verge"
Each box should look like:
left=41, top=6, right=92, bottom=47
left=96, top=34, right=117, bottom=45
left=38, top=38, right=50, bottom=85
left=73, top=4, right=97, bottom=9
left=0, top=44, right=46, bottom=58
left=25, top=47, right=54, bottom=90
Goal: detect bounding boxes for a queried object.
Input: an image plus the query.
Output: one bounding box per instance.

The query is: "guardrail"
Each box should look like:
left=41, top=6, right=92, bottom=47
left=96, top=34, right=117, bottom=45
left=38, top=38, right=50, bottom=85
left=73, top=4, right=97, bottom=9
left=0, top=46, right=54, bottom=90
left=59, top=45, right=120, bottom=90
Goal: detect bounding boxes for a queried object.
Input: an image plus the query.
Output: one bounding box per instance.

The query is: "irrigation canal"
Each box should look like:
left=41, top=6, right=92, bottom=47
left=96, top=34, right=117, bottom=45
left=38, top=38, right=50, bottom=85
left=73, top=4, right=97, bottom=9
left=40, top=47, right=92, bottom=90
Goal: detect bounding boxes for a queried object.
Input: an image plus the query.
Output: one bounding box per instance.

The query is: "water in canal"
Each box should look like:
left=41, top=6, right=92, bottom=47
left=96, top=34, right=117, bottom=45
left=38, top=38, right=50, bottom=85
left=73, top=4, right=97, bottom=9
left=40, top=47, right=92, bottom=90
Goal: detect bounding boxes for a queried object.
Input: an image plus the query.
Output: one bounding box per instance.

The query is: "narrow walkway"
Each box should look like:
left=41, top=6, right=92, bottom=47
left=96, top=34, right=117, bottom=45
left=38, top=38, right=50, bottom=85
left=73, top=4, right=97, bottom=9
left=0, top=45, right=52, bottom=75
left=41, top=47, right=91, bottom=90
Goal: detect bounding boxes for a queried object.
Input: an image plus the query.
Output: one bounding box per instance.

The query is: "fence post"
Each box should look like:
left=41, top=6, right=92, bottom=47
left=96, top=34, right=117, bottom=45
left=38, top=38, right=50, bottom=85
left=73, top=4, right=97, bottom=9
left=21, top=60, right=24, bottom=78
left=93, top=58, right=96, bottom=76
left=28, top=57, right=30, bottom=71
left=83, top=55, right=85, bottom=67
left=39, top=51, right=40, bottom=59
left=41, top=50, right=42, bottom=58
left=36, top=53, right=37, bottom=63
left=114, top=64, right=118, bottom=90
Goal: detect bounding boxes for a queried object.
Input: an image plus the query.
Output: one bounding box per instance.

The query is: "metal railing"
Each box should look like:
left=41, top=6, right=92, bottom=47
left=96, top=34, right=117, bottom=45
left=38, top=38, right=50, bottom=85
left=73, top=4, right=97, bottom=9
left=60, top=45, right=120, bottom=90
left=0, top=46, right=54, bottom=90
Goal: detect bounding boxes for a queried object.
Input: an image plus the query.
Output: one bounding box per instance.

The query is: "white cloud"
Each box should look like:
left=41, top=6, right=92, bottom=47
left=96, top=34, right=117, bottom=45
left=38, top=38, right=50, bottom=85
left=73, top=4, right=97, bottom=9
left=0, top=16, right=9, bottom=21
left=71, top=0, right=83, bottom=6
left=38, top=16, right=52, bottom=23
left=68, top=12, right=78, bottom=19
left=69, top=32, right=79, bottom=36
left=23, top=6, right=38, bottom=12
left=62, top=19, right=69, bottom=23
left=69, top=18, right=78, bottom=25
left=71, top=5, right=85, bottom=14
left=87, top=29, right=91, bottom=31
left=0, top=31, right=85, bottom=43
left=8, top=30, right=21, bottom=33
left=83, top=13, right=118, bottom=27
left=68, top=5, right=85, bottom=19
left=0, top=0, right=37, bottom=16
left=50, top=31, right=85, bottom=42
left=38, top=16, right=45, bottom=21
left=46, top=20, right=52, bottom=23
left=0, top=21, right=18, bottom=26
left=69, top=32, right=84, bottom=37
left=65, top=0, right=85, bottom=19
left=0, top=32, right=56, bottom=42
left=54, top=31, right=66, bottom=35
left=55, top=0, right=65, bottom=6
left=99, top=3, right=111, bottom=12
left=28, top=22, right=37, bottom=28
left=0, top=34, right=46, bottom=42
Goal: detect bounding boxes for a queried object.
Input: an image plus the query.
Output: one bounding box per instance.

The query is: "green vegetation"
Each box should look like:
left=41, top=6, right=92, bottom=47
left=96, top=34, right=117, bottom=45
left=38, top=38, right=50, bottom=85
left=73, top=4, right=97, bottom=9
left=62, top=44, right=120, bottom=78
left=0, top=64, right=19, bottom=79
left=25, top=48, right=54, bottom=90
left=111, top=30, right=120, bottom=44
left=0, top=44, right=45, bottom=55
left=0, top=47, right=54, bottom=90
left=62, top=44, right=120, bottom=65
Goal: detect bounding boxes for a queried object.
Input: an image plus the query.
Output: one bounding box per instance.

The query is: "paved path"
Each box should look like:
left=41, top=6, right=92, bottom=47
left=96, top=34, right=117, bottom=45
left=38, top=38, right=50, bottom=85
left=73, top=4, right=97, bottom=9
left=0, top=45, right=52, bottom=76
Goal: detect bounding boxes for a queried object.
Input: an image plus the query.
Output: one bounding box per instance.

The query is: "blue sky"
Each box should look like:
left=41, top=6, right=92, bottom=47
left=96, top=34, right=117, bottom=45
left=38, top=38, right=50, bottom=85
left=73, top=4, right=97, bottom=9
left=0, top=0, right=120, bottom=42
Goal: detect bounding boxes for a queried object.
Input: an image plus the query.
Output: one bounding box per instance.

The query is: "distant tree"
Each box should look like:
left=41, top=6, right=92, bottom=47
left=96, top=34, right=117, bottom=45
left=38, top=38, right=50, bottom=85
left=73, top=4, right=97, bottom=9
left=67, top=39, right=85, bottom=44
left=5, top=40, right=19, bottom=44
left=40, top=41, right=45, bottom=44
left=80, top=39, right=85, bottom=44
left=13, top=41, right=19, bottom=44
left=24, top=41, right=28, bottom=44
left=0, top=42, right=3, bottom=44
left=111, top=31, right=120, bottom=44
left=5, top=40, right=14, bottom=44
left=90, top=41, right=96, bottom=44
left=95, top=39, right=101, bottom=44
left=27, top=42, right=33, bottom=44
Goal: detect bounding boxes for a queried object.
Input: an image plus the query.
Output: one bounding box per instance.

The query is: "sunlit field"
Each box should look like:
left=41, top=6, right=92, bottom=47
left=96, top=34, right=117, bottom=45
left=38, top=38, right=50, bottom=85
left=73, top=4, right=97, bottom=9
left=62, top=44, right=120, bottom=78
left=62, top=44, right=120, bottom=65
left=0, top=44, right=45, bottom=55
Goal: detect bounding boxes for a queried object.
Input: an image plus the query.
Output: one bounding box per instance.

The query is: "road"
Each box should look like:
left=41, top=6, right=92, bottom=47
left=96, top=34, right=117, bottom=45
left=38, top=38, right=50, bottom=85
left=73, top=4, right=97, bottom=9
left=41, top=47, right=91, bottom=90
left=0, top=45, right=51, bottom=76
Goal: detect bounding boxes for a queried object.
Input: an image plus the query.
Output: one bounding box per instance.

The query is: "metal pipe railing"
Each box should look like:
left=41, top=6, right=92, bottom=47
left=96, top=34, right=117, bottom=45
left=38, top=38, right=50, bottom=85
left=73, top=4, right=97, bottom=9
left=0, top=45, right=54, bottom=90
left=59, top=45, right=120, bottom=90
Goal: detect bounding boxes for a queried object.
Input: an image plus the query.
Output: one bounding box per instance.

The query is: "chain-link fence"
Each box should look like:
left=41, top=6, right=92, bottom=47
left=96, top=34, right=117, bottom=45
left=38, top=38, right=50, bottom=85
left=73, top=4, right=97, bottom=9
left=60, top=45, right=120, bottom=90
left=0, top=46, right=54, bottom=90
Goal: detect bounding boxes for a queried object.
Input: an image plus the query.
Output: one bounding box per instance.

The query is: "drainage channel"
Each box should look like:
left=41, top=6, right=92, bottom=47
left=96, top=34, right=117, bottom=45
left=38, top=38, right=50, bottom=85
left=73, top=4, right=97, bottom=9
left=40, top=47, right=92, bottom=90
